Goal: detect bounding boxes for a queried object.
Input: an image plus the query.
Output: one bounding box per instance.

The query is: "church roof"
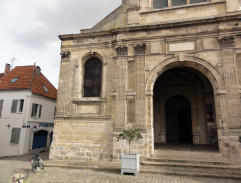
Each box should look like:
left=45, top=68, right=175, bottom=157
left=0, top=65, right=57, bottom=100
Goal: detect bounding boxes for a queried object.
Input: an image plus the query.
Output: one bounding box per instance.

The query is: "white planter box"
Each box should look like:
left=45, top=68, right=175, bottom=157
left=121, top=153, right=140, bottom=176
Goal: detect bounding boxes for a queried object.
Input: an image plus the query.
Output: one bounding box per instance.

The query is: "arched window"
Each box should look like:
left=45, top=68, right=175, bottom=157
left=84, top=58, right=102, bottom=97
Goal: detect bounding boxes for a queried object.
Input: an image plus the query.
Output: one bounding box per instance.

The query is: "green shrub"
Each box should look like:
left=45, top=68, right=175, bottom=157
left=117, top=128, right=143, bottom=154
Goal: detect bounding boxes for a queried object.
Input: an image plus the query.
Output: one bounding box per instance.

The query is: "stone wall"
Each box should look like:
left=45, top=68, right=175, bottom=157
left=50, top=0, right=241, bottom=162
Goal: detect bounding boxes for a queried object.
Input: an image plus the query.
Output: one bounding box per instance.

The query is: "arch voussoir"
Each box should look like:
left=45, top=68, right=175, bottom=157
left=146, top=56, right=224, bottom=94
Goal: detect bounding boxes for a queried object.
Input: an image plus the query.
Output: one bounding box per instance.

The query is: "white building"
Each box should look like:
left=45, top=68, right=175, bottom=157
left=0, top=64, right=57, bottom=157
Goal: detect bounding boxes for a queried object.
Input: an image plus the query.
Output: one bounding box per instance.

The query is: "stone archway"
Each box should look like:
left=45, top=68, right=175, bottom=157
left=145, top=56, right=226, bottom=155
left=153, top=67, right=217, bottom=146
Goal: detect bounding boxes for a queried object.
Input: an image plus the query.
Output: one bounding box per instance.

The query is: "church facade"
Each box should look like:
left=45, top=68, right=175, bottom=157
left=50, top=0, right=241, bottom=161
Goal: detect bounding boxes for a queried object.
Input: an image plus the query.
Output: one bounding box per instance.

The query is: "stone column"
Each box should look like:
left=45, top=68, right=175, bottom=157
left=134, top=44, right=146, bottom=129
left=115, top=46, right=128, bottom=129
left=218, top=36, right=241, bottom=128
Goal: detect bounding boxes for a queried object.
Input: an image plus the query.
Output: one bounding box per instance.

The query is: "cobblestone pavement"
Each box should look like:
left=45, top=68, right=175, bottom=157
left=24, top=167, right=241, bottom=183
left=0, top=151, right=240, bottom=183
left=0, top=150, right=49, bottom=183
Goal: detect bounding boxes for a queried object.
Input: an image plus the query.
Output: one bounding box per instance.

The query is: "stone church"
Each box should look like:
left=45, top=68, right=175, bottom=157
left=50, top=0, right=241, bottom=161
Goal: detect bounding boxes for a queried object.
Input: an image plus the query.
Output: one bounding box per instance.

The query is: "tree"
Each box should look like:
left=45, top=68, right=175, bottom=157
left=117, top=128, right=143, bottom=154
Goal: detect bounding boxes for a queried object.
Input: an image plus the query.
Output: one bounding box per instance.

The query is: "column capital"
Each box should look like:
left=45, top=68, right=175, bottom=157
left=60, top=51, right=71, bottom=59
left=134, top=43, right=146, bottom=55
left=218, top=36, right=235, bottom=48
left=116, top=45, right=128, bottom=56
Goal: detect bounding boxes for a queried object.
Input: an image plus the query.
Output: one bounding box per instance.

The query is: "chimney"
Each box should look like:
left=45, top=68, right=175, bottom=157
left=36, top=66, right=41, bottom=76
left=4, top=64, right=11, bottom=75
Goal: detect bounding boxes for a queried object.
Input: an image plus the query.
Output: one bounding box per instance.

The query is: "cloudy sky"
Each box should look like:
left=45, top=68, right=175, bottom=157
left=0, top=0, right=121, bottom=88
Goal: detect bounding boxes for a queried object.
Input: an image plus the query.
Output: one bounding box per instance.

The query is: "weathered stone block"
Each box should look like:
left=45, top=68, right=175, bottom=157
left=86, top=152, right=92, bottom=157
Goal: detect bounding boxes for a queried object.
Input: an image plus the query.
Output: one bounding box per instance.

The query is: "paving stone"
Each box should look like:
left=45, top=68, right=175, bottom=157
left=0, top=151, right=240, bottom=183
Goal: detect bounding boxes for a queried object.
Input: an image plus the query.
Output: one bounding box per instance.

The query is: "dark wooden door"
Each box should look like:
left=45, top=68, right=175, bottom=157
left=165, top=95, right=193, bottom=143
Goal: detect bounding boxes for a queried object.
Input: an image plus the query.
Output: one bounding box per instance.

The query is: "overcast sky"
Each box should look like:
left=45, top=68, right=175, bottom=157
left=0, top=0, right=122, bottom=88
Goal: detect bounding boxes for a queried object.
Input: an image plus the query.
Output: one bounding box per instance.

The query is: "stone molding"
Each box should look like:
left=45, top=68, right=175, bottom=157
left=73, top=98, right=106, bottom=104
left=134, top=43, right=146, bottom=55
left=218, top=36, right=235, bottom=48
left=60, top=51, right=71, bottom=59
left=116, top=46, right=128, bottom=56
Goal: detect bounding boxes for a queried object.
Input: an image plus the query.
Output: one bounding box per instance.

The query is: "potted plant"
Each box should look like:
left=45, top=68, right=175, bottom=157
left=117, top=128, right=143, bottom=176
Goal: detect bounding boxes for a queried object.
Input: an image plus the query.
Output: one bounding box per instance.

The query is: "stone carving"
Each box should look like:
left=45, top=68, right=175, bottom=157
left=60, top=51, right=71, bottom=59
left=134, top=43, right=146, bottom=55
left=218, top=36, right=235, bottom=48
left=116, top=46, right=128, bottom=56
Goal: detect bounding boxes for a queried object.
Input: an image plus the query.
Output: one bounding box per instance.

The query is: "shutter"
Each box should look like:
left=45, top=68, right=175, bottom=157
left=10, top=128, right=21, bottom=144
left=19, top=99, right=24, bottom=112
left=31, top=103, right=35, bottom=117
left=0, top=100, right=3, bottom=116
left=38, top=105, right=42, bottom=118
left=11, top=100, right=18, bottom=113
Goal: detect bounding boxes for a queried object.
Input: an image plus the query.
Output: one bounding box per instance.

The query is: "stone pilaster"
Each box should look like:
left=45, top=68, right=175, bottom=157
left=115, top=46, right=128, bottom=129
left=219, top=36, right=241, bottom=128
left=134, top=44, right=146, bottom=129
left=56, top=51, right=71, bottom=116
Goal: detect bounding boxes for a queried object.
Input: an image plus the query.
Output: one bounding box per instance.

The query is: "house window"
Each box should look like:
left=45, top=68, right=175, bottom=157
left=11, top=99, right=24, bottom=113
left=11, top=100, right=18, bottom=113
left=84, top=58, right=102, bottom=97
left=31, top=103, right=42, bottom=118
left=10, top=128, right=21, bottom=144
left=9, top=77, right=19, bottom=83
left=43, top=86, right=48, bottom=92
left=0, top=100, right=3, bottom=116
left=54, top=106, right=56, bottom=116
left=19, top=99, right=24, bottom=112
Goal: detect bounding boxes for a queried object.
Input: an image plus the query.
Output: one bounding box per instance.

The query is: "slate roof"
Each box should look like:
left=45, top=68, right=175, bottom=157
left=0, top=65, right=57, bottom=100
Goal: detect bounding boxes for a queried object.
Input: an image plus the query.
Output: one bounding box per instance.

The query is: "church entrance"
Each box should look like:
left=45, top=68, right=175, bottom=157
left=165, top=95, right=193, bottom=143
left=153, top=67, right=218, bottom=148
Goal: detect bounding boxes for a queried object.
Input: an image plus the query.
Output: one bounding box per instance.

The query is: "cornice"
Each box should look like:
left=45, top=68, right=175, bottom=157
left=59, top=14, right=241, bottom=41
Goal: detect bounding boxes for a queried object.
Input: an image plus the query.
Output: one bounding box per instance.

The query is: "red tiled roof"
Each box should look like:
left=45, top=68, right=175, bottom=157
left=0, top=65, right=57, bottom=100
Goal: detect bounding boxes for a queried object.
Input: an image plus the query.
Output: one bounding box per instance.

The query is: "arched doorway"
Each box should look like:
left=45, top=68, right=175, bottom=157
left=153, top=67, right=218, bottom=148
left=165, top=95, right=192, bottom=143
left=32, top=130, right=48, bottom=149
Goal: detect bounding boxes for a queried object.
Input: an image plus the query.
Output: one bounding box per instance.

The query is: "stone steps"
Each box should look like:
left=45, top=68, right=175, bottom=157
left=152, top=149, right=227, bottom=161
left=141, top=153, right=241, bottom=179
left=147, top=156, right=231, bottom=166
left=142, top=160, right=239, bottom=169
